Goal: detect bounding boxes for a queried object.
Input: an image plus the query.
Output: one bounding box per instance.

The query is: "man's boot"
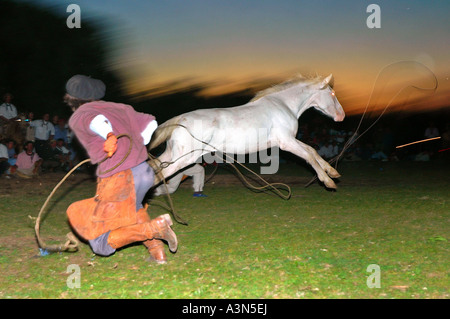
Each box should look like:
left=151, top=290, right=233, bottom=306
left=107, top=214, right=177, bottom=252
left=143, top=239, right=167, bottom=264
left=136, top=206, right=168, bottom=264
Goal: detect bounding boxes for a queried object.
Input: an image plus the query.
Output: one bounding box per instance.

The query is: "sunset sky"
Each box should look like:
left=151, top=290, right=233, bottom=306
left=28, top=0, right=450, bottom=115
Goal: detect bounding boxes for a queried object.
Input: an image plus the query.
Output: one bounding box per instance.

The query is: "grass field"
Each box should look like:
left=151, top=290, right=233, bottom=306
left=0, top=160, right=448, bottom=299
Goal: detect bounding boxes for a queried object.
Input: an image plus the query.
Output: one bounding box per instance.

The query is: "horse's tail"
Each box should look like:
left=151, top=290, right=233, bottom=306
left=149, top=116, right=182, bottom=150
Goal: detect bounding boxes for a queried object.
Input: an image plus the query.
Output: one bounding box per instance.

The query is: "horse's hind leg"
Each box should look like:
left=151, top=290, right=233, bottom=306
left=154, top=145, right=204, bottom=187
left=280, top=138, right=338, bottom=189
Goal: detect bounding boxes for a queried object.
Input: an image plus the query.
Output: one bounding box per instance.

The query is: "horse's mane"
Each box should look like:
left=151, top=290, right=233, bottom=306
left=250, top=74, right=326, bottom=102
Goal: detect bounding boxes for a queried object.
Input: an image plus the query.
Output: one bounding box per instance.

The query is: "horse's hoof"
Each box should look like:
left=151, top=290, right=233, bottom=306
left=327, top=168, right=341, bottom=178
left=325, top=179, right=337, bottom=189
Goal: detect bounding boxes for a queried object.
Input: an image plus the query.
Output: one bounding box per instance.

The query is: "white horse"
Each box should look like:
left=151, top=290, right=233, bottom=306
left=149, top=74, right=345, bottom=189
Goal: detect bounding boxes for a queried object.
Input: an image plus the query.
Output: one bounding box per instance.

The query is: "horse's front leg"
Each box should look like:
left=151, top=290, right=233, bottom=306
left=279, top=138, right=339, bottom=189
left=296, top=140, right=340, bottom=179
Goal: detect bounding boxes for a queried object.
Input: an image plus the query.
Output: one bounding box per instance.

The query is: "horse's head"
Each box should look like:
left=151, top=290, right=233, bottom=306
left=308, top=74, right=345, bottom=122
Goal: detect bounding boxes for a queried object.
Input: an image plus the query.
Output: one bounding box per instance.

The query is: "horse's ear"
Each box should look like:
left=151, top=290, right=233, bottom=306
left=320, top=74, right=334, bottom=89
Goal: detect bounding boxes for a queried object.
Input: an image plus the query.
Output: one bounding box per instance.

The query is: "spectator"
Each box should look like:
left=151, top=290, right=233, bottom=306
left=55, top=138, right=73, bottom=170
left=54, top=118, right=69, bottom=144
left=424, top=121, right=439, bottom=139
left=0, top=93, right=18, bottom=137
left=38, top=139, right=61, bottom=172
left=317, top=140, right=334, bottom=159
left=6, top=139, right=17, bottom=166
left=371, top=148, right=388, bottom=161
left=25, top=111, right=36, bottom=142
left=424, top=121, right=440, bottom=154
left=0, top=141, right=10, bottom=178
left=52, top=114, right=59, bottom=126
left=10, top=141, right=42, bottom=178
left=415, top=151, right=431, bottom=161
left=335, top=130, right=346, bottom=145
left=30, top=113, right=55, bottom=155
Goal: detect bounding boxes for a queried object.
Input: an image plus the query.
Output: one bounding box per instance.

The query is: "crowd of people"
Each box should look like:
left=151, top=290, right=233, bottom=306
left=0, top=93, right=77, bottom=179
left=296, top=120, right=450, bottom=163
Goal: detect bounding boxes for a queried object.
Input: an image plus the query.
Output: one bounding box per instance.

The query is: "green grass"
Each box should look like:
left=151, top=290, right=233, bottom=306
left=0, top=161, right=448, bottom=299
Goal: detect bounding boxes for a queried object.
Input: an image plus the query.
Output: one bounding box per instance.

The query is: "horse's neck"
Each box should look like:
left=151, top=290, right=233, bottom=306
left=266, top=88, right=314, bottom=119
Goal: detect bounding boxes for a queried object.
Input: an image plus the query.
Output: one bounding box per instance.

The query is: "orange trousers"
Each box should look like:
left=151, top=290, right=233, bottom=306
left=67, top=169, right=139, bottom=241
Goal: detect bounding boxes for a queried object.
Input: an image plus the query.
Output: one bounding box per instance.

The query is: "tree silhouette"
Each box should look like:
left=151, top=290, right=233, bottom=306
left=0, top=0, right=122, bottom=118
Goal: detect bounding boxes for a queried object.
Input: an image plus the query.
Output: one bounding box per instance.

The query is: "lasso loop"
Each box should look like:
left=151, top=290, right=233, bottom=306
left=305, top=61, right=438, bottom=187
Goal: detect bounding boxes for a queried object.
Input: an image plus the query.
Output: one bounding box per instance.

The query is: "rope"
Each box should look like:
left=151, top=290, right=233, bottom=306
left=219, top=153, right=291, bottom=199
left=34, top=158, right=89, bottom=253
left=35, top=132, right=191, bottom=254
left=146, top=153, right=189, bottom=225
left=204, top=164, right=218, bottom=184
left=305, top=61, right=438, bottom=188
left=150, top=124, right=292, bottom=200
left=35, top=62, right=438, bottom=253
left=35, top=134, right=132, bottom=253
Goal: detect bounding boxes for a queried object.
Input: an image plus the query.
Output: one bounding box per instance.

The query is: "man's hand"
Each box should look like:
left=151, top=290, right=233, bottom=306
left=104, top=132, right=118, bottom=157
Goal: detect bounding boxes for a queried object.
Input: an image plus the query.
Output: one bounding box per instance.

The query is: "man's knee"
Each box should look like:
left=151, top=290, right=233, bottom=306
left=88, top=231, right=116, bottom=256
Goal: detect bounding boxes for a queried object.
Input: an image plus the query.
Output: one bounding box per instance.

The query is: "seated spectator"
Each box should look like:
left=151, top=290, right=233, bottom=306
left=55, top=138, right=73, bottom=170
left=10, top=141, right=42, bottom=178
left=317, top=141, right=334, bottom=159
left=414, top=151, right=431, bottom=161
left=371, top=149, right=388, bottom=161
left=0, top=141, right=10, bottom=178
left=335, top=130, right=346, bottom=144
left=38, top=139, right=61, bottom=172
left=6, top=139, right=17, bottom=166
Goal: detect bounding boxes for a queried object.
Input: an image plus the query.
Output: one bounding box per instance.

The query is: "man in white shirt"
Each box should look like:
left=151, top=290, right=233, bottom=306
left=0, top=93, right=18, bottom=137
left=30, top=113, right=55, bottom=155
